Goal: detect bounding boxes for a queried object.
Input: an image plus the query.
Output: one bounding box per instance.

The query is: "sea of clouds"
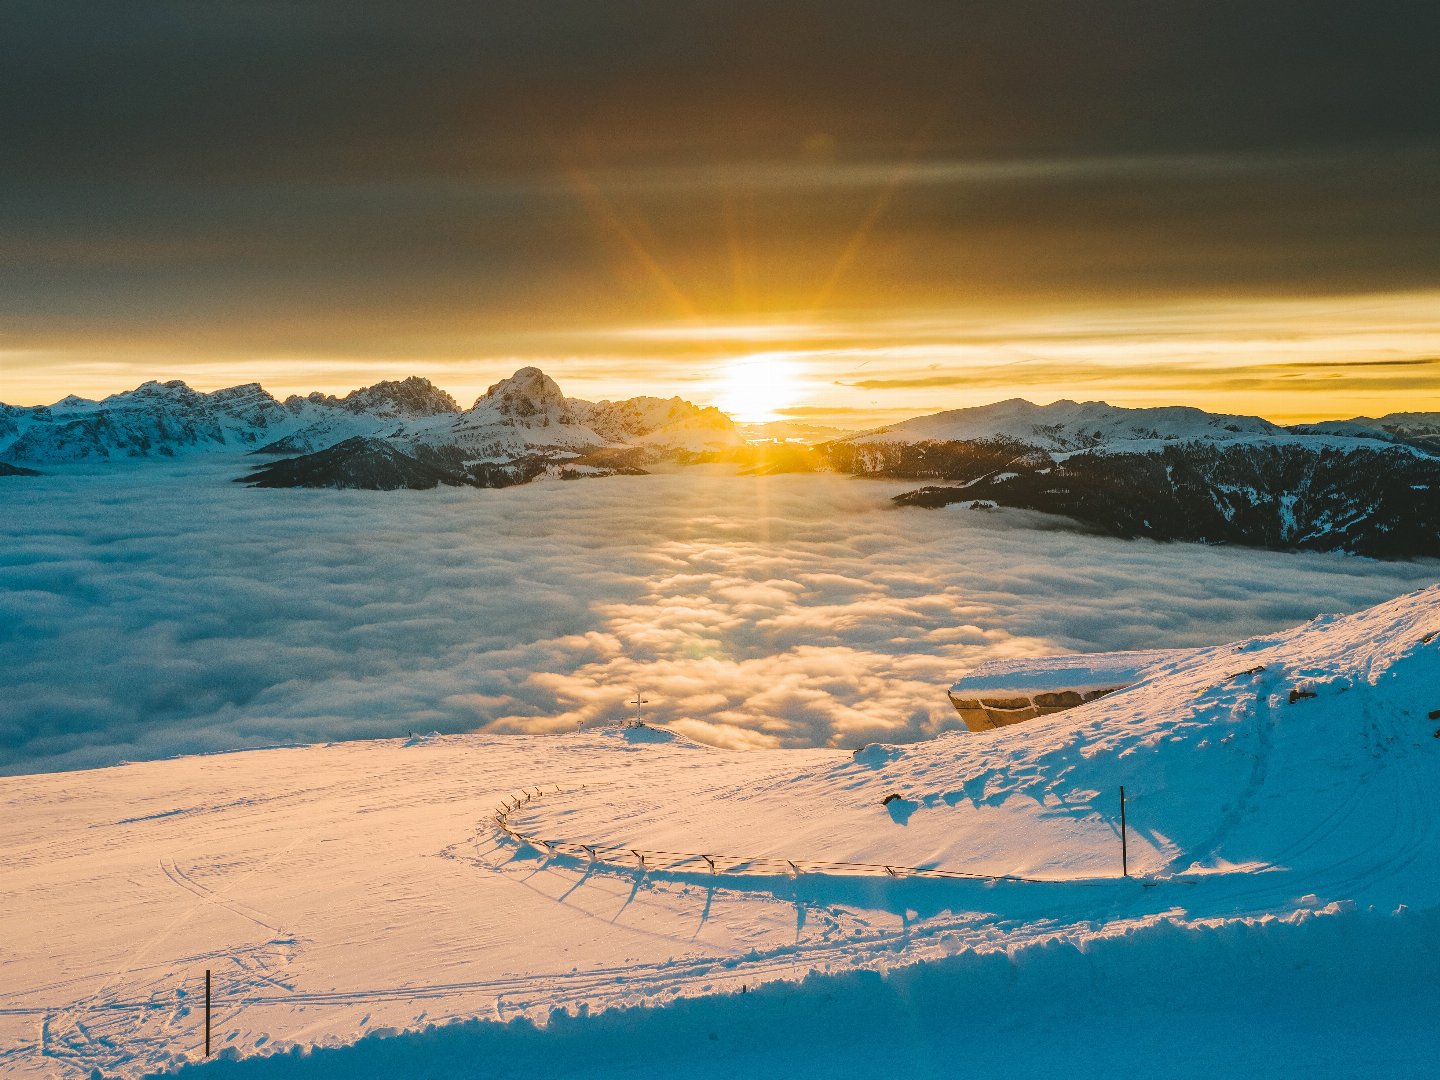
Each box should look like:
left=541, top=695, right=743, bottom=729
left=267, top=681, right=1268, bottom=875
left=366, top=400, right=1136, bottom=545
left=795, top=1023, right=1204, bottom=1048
left=1, top=460, right=1434, bottom=775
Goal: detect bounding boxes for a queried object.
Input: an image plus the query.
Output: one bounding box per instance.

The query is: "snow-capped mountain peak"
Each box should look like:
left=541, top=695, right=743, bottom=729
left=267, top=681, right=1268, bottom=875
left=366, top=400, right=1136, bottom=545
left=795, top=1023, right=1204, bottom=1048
left=471, top=367, right=572, bottom=427
left=102, top=379, right=206, bottom=408
left=844, top=397, right=1289, bottom=452
left=0, top=379, right=299, bottom=463
left=338, top=376, right=459, bottom=418
left=204, top=382, right=291, bottom=426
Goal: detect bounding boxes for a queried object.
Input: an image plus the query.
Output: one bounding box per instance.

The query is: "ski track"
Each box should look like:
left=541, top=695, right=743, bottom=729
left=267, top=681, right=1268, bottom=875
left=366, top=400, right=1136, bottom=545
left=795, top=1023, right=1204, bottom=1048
left=159, top=856, right=289, bottom=936
left=11, top=800, right=1148, bottom=1079
left=15, top=841, right=311, bottom=1077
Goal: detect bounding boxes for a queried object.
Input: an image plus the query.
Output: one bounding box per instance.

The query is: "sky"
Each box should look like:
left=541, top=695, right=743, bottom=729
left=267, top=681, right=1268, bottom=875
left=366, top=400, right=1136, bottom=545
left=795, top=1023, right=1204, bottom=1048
left=2, top=2, right=1438, bottom=423
left=3, top=463, right=1433, bottom=775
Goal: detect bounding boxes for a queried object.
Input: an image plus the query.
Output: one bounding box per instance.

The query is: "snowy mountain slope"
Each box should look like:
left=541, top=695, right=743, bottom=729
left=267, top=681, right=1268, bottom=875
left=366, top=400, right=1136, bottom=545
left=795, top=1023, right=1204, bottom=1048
left=249, top=410, right=409, bottom=456
left=2, top=586, right=1437, bottom=1077
left=841, top=398, right=1292, bottom=452
left=895, top=440, right=1440, bottom=559
left=395, top=369, right=610, bottom=460
left=824, top=398, right=1440, bottom=557
left=1337, top=411, right=1440, bottom=453
left=835, top=397, right=1428, bottom=462
left=1365, top=410, right=1440, bottom=431
left=0, top=378, right=458, bottom=464
left=254, top=378, right=461, bottom=455
left=570, top=395, right=720, bottom=442
left=239, top=437, right=468, bottom=490
left=566, top=393, right=745, bottom=451
left=0, top=381, right=306, bottom=464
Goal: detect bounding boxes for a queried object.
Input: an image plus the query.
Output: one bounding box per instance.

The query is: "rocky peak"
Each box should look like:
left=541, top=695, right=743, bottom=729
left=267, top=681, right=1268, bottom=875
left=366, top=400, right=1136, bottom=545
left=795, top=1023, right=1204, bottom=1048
left=207, top=383, right=279, bottom=408
left=341, top=376, right=459, bottom=418
left=207, top=382, right=269, bottom=401
left=471, top=367, right=571, bottom=427
left=282, top=390, right=339, bottom=412
left=110, top=380, right=206, bottom=407
left=206, top=383, right=290, bottom=427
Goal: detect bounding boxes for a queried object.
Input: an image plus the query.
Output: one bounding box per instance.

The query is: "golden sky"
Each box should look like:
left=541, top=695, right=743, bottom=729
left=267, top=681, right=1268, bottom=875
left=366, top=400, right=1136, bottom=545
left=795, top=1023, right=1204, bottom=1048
left=7, top=287, right=1439, bottom=426
left=3, top=5, right=1437, bottom=424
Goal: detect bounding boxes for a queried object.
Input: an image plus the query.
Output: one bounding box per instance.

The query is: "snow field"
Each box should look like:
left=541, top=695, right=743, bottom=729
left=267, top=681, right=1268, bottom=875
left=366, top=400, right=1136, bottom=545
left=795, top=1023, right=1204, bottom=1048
left=2, top=586, right=1438, bottom=1077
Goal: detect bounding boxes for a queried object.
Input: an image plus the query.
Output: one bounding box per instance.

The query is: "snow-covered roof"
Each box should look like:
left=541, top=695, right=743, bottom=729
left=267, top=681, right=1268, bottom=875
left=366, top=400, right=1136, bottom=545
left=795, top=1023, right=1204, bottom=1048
left=950, top=648, right=1193, bottom=698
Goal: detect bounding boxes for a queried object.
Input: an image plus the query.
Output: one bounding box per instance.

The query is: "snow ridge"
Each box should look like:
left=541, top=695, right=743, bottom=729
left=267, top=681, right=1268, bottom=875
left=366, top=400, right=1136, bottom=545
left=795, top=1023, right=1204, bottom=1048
left=840, top=396, right=1418, bottom=456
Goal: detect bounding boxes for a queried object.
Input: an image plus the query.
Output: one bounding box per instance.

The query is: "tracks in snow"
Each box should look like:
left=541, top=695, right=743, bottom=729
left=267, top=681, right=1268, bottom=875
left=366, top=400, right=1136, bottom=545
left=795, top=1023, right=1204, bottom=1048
left=158, top=855, right=289, bottom=935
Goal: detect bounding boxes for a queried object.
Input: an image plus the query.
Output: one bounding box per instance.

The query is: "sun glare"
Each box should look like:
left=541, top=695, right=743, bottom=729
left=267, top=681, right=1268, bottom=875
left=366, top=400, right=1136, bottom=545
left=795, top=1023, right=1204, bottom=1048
left=713, top=355, right=804, bottom=423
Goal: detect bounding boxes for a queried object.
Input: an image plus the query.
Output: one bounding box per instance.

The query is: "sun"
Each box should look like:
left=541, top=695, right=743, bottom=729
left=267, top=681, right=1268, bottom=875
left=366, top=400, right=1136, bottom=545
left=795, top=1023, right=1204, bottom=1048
left=712, top=355, right=804, bottom=424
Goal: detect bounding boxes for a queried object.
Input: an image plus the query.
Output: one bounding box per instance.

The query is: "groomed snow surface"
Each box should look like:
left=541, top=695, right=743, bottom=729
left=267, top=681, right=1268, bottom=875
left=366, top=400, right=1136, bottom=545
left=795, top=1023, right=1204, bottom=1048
left=4, top=587, right=1440, bottom=1077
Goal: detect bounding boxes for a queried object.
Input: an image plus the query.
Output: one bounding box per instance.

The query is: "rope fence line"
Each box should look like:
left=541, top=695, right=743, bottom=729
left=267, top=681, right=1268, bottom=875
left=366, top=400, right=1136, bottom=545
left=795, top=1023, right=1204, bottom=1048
left=484, top=784, right=1114, bottom=887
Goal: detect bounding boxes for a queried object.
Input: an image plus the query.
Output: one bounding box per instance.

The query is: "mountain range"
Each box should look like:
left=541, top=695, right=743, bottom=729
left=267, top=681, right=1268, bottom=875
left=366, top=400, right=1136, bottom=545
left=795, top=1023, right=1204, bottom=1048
left=0, top=368, right=741, bottom=488
left=823, top=399, right=1440, bottom=559
left=3, top=371, right=1437, bottom=558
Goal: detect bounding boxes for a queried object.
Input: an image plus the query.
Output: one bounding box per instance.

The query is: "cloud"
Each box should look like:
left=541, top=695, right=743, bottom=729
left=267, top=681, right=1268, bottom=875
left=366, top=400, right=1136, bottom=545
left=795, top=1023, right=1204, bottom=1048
left=1279, top=357, right=1440, bottom=369
left=0, top=460, right=1433, bottom=774
left=842, top=356, right=1440, bottom=397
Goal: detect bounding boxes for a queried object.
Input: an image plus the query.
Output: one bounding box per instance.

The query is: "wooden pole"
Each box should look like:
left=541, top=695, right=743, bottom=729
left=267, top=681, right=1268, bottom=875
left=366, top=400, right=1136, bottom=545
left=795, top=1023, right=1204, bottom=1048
left=1119, top=786, right=1129, bottom=878
left=205, top=969, right=211, bottom=1056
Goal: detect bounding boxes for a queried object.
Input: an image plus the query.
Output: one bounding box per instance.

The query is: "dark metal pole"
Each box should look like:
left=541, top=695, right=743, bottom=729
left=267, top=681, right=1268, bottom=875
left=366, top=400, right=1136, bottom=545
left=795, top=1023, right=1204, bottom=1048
left=1119, top=786, right=1128, bottom=877
left=205, top=969, right=211, bottom=1057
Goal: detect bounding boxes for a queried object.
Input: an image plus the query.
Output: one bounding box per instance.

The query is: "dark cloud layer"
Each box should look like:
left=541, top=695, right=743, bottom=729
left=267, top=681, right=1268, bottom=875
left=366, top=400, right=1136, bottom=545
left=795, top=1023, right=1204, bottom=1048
left=6, top=2, right=1437, bottom=175
left=0, top=463, right=1432, bottom=775
left=1, top=2, right=1437, bottom=365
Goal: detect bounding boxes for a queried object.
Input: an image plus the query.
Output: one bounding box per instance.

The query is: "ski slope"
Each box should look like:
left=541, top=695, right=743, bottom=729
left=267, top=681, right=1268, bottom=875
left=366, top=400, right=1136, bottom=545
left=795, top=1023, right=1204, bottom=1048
left=2, top=587, right=1439, bottom=1077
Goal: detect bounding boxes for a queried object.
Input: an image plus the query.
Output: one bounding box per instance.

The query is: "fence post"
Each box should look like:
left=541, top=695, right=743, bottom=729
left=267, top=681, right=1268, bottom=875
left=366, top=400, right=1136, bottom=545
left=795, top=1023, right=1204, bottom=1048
left=1120, top=786, right=1129, bottom=878
left=204, top=968, right=211, bottom=1057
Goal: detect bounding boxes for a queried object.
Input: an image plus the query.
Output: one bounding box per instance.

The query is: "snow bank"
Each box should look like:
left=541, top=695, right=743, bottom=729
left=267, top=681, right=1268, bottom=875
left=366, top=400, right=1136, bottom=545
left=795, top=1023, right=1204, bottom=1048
left=174, top=907, right=1440, bottom=1080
